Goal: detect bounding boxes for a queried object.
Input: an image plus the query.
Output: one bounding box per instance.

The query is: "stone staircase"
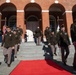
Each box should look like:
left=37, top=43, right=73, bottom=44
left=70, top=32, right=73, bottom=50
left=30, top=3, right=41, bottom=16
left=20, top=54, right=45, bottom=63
left=0, top=42, right=75, bottom=75
left=17, top=42, right=45, bottom=60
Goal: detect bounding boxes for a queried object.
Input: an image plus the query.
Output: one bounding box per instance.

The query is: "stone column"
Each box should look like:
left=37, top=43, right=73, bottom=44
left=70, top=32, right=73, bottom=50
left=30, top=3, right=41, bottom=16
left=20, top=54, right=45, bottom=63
left=42, top=10, right=50, bottom=33
left=64, top=11, right=73, bottom=43
left=42, top=10, right=50, bottom=41
left=17, top=10, right=25, bottom=42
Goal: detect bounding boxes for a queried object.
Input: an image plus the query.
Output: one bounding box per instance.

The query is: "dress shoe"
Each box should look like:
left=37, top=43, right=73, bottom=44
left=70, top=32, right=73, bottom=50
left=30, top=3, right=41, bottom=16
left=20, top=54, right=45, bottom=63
left=7, top=64, right=11, bottom=67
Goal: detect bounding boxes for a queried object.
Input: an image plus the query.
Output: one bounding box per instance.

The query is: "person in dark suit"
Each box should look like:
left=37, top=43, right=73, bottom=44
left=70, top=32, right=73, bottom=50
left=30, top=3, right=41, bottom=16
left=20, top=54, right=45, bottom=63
left=58, top=25, right=70, bottom=65
left=35, top=27, right=42, bottom=45
left=44, top=27, right=50, bottom=43
left=71, top=20, right=76, bottom=70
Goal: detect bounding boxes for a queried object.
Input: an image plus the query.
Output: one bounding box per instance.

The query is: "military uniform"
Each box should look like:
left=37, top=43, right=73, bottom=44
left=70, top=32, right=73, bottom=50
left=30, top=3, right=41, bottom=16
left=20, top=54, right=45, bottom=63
left=13, top=30, right=20, bottom=58
left=49, top=32, right=58, bottom=56
left=71, top=22, right=76, bottom=69
left=17, top=27, right=23, bottom=43
left=16, top=27, right=23, bottom=51
left=58, top=29, right=70, bottom=65
left=2, top=30, right=14, bottom=67
left=35, top=27, right=42, bottom=45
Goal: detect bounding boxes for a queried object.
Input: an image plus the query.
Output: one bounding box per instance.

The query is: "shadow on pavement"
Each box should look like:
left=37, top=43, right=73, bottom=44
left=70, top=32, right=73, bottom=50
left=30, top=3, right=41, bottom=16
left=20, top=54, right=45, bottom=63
left=42, top=42, right=75, bottom=75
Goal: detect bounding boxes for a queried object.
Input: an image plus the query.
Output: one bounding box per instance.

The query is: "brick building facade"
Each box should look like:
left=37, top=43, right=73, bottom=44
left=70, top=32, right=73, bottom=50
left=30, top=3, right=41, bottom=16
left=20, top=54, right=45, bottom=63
left=0, top=0, right=76, bottom=42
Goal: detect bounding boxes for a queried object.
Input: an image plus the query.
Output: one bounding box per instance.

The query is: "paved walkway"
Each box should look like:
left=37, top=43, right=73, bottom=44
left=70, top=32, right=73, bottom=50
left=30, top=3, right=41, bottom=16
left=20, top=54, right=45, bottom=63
left=0, top=42, right=76, bottom=75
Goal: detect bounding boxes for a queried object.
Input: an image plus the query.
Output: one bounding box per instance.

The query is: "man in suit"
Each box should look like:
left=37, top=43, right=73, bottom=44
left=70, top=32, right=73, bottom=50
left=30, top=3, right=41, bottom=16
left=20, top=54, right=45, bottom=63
left=35, top=27, right=42, bottom=45
left=44, top=27, right=50, bottom=43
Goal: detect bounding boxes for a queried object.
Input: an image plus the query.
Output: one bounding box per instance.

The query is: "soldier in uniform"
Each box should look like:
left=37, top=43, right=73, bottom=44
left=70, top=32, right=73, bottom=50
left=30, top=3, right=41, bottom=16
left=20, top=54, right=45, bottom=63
left=49, top=31, right=58, bottom=56
left=44, top=27, right=50, bottom=43
left=58, top=25, right=70, bottom=65
left=13, top=30, right=20, bottom=58
left=2, top=26, right=15, bottom=67
left=71, top=20, right=76, bottom=70
left=16, top=25, right=23, bottom=51
left=35, top=27, right=42, bottom=45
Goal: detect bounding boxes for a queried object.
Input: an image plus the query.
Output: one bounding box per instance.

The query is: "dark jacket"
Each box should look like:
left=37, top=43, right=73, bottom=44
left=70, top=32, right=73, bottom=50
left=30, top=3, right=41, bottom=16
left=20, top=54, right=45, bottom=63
left=58, top=31, right=70, bottom=47
left=16, top=30, right=22, bottom=43
left=71, top=23, right=76, bottom=42
left=35, top=28, right=42, bottom=37
left=44, top=29, right=50, bottom=39
left=17, top=28, right=23, bottom=36
left=2, top=31, right=14, bottom=48
left=13, top=33, right=20, bottom=45
left=49, top=33, right=58, bottom=45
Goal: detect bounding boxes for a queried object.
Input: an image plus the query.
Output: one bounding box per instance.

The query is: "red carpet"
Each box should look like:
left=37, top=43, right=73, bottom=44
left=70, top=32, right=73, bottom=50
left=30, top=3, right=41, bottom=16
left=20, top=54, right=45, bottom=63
left=10, top=60, right=72, bottom=75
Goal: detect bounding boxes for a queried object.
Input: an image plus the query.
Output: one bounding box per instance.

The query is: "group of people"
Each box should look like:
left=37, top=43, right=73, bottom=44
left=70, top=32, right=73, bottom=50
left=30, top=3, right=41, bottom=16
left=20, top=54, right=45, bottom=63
left=0, top=25, right=23, bottom=67
left=44, top=21, right=76, bottom=71
left=44, top=25, right=70, bottom=65
left=0, top=21, right=76, bottom=71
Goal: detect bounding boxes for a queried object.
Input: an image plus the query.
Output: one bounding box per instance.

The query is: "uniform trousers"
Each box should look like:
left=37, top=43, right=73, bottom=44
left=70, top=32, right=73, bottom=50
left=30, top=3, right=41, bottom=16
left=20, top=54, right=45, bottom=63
left=73, top=42, right=76, bottom=68
left=50, top=44, right=57, bottom=55
left=36, top=36, right=41, bottom=45
left=61, top=46, right=69, bottom=63
left=3, top=47, right=12, bottom=64
left=14, top=44, right=18, bottom=57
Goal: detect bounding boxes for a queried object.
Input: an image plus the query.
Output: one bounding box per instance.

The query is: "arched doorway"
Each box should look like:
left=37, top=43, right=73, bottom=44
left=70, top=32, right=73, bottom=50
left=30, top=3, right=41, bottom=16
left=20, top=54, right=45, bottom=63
left=24, top=3, right=42, bottom=42
left=72, top=5, right=76, bottom=22
left=0, top=3, right=17, bottom=29
left=49, top=4, right=66, bottom=32
left=8, top=15, right=16, bottom=29
left=50, top=15, right=56, bottom=32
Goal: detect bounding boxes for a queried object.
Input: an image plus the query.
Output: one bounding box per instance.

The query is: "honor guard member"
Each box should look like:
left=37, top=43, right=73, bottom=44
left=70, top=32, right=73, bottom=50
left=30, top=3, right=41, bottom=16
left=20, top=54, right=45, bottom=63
left=49, top=31, right=58, bottom=56
left=2, top=26, right=15, bottom=67
left=71, top=20, right=76, bottom=70
left=44, top=27, right=50, bottom=43
left=58, top=25, right=70, bottom=65
left=16, top=25, right=23, bottom=51
left=13, top=30, right=20, bottom=58
left=35, top=27, right=42, bottom=45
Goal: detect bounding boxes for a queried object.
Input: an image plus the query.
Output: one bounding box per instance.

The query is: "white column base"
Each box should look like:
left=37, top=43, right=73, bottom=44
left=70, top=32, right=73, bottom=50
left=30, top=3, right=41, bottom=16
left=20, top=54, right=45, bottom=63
left=43, top=38, right=47, bottom=42
left=69, top=37, right=72, bottom=44
left=22, top=39, right=25, bottom=43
